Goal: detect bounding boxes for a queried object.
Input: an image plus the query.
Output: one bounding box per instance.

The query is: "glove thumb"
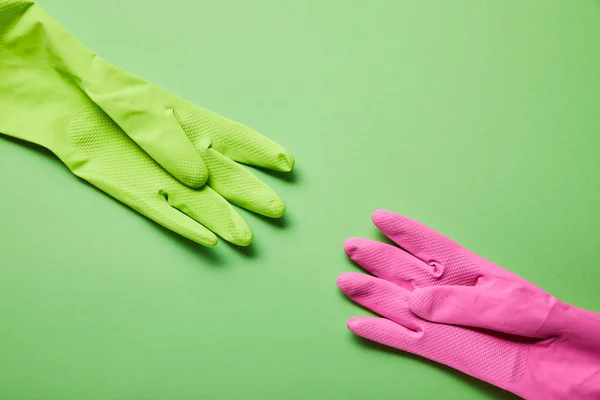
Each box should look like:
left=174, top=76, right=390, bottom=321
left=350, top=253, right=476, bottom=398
left=409, top=284, right=556, bottom=338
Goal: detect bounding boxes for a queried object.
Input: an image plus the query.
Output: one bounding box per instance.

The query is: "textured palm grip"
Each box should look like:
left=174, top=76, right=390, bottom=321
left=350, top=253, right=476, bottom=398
left=338, top=210, right=600, bottom=399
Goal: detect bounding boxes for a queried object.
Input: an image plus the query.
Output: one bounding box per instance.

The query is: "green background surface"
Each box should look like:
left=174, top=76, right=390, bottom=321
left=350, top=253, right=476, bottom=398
left=1, top=1, right=600, bottom=398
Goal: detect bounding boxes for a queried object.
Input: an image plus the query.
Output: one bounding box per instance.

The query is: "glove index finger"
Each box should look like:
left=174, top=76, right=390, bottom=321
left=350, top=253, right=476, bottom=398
left=371, top=210, right=481, bottom=285
left=178, top=107, right=295, bottom=173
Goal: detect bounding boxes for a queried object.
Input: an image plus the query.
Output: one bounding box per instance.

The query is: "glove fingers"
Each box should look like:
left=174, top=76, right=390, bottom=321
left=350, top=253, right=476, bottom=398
left=146, top=198, right=219, bottom=247
left=164, top=185, right=253, bottom=246
left=371, top=210, right=481, bottom=285
left=336, top=272, right=421, bottom=330
left=64, top=100, right=251, bottom=246
left=178, top=109, right=295, bottom=172
left=371, top=210, right=458, bottom=263
left=347, top=316, right=424, bottom=347
left=345, top=316, right=528, bottom=388
left=199, top=146, right=286, bottom=218
left=78, top=173, right=219, bottom=246
left=344, top=238, right=444, bottom=290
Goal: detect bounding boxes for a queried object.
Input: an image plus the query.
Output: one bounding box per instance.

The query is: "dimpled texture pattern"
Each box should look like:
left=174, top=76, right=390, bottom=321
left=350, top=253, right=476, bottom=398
left=374, top=214, right=481, bottom=286
left=0, top=1, right=290, bottom=243
left=340, top=211, right=600, bottom=399
left=174, top=155, right=203, bottom=188
left=179, top=110, right=284, bottom=216
left=180, top=109, right=292, bottom=171
left=67, top=104, right=239, bottom=244
left=340, top=274, right=529, bottom=383
left=69, top=105, right=170, bottom=200
left=0, top=0, right=30, bottom=51
left=349, top=240, right=481, bottom=288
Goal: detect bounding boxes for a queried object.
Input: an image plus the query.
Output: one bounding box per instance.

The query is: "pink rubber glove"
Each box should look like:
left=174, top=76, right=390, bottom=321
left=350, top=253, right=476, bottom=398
left=337, top=210, right=600, bottom=399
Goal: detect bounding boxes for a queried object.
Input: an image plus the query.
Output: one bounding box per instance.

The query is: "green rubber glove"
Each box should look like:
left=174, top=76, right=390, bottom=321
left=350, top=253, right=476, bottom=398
left=0, top=1, right=294, bottom=246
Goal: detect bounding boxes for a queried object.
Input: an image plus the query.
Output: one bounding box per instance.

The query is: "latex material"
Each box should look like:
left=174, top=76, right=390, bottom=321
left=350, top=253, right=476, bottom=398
left=0, top=0, right=294, bottom=246
left=338, top=210, right=600, bottom=399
